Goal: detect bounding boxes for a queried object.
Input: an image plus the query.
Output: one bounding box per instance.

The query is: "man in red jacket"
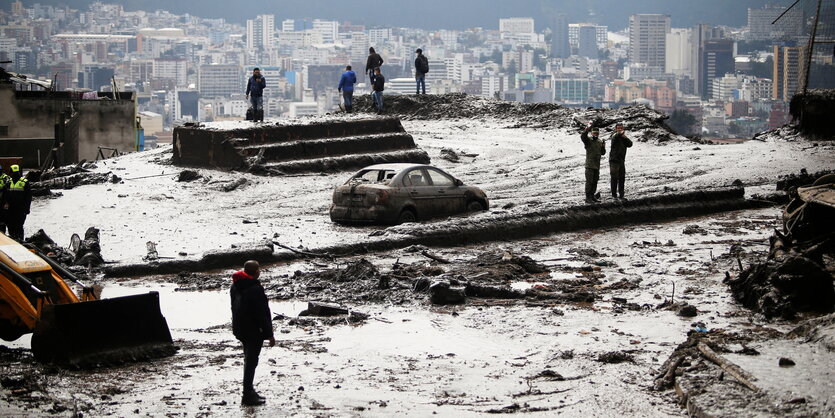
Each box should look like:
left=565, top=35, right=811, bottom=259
left=230, top=260, right=275, bottom=406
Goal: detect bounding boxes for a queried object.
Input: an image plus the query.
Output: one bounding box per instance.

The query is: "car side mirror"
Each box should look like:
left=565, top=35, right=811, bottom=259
left=454, top=179, right=463, bottom=186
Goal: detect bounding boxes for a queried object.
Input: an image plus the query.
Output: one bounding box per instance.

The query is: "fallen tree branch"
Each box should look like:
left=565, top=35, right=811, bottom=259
left=421, top=250, right=451, bottom=264
left=272, top=241, right=333, bottom=259
left=653, top=355, right=684, bottom=391
left=511, top=388, right=571, bottom=398
left=697, top=343, right=760, bottom=392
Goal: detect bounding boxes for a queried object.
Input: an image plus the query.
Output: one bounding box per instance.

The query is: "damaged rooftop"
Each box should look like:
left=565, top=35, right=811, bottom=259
left=1, top=92, right=835, bottom=416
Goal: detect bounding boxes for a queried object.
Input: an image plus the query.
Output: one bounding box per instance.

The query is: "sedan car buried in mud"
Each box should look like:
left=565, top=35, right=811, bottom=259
left=330, top=163, right=489, bottom=224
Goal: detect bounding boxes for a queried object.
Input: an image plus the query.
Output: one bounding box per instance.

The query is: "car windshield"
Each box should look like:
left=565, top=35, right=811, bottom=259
left=348, top=169, right=398, bottom=185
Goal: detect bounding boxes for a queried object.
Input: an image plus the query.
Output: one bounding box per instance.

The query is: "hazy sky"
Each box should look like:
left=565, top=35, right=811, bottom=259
left=28, top=0, right=782, bottom=30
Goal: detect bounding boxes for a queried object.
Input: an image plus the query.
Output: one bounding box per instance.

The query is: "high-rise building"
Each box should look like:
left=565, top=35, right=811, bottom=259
left=78, top=65, right=114, bottom=91
left=665, top=28, right=692, bottom=76
left=772, top=45, right=802, bottom=101
left=577, top=25, right=599, bottom=58
left=747, top=5, right=802, bottom=41
left=628, top=14, right=671, bottom=72
left=569, top=24, right=608, bottom=49
left=499, top=18, right=535, bottom=34
left=198, top=64, right=243, bottom=98
left=281, top=19, right=295, bottom=32
left=153, top=58, right=188, bottom=87
left=313, top=20, right=338, bottom=44
left=246, top=14, right=275, bottom=50
left=699, top=39, right=734, bottom=99
left=551, top=14, right=570, bottom=59
left=691, top=24, right=725, bottom=96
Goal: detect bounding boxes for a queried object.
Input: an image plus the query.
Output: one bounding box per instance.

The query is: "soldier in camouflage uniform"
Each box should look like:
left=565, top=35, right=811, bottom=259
left=580, top=126, right=605, bottom=203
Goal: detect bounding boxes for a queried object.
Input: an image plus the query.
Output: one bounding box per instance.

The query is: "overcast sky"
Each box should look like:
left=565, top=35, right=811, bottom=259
left=31, top=0, right=784, bottom=30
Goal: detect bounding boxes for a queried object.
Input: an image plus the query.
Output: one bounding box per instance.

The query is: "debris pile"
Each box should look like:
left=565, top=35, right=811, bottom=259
left=790, top=89, right=835, bottom=139
left=354, top=93, right=683, bottom=142
left=725, top=175, right=835, bottom=319
left=26, top=227, right=104, bottom=268
left=30, top=163, right=120, bottom=193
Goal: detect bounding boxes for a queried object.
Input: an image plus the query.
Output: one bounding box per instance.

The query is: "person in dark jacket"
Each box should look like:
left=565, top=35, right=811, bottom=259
left=337, top=65, right=357, bottom=113
left=245, top=68, right=267, bottom=122
left=608, top=123, right=633, bottom=199
left=371, top=68, right=385, bottom=113
left=580, top=126, right=606, bottom=203
left=414, top=49, right=429, bottom=94
left=0, top=165, right=11, bottom=235
left=230, top=260, right=275, bottom=406
left=2, top=165, right=30, bottom=241
left=365, top=47, right=384, bottom=87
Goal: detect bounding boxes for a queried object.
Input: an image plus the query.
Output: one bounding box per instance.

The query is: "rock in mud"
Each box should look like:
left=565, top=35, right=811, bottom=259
left=677, top=304, right=698, bottom=317
left=778, top=357, right=796, bottom=367
left=465, top=284, right=524, bottom=299
left=596, top=351, right=635, bottom=364
left=177, top=170, right=201, bottom=182
left=335, top=258, right=379, bottom=282
left=222, top=177, right=249, bottom=192
left=429, top=280, right=466, bottom=305
left=299, top=302, right=349, bottom=317
left=439, top=148, right=460, bottom=163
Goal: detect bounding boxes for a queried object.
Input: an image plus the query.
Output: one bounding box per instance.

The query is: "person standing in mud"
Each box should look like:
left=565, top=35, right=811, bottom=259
left=245, top=68, right=266, bottom=122
left=365, top=47, right=384, bottom=89
left=0, top=165, right=11, bottom=235
left=2, top=165, right=31, bottom=241
left=230, top=260, right=275, bottom=406
left=580, top=126, right=605, bottom=203
left=371, top=67, right=385, bottom=113
left=414, top=49, right=429, bottom=94
left=338, top=65, right=357, bottom=113
left=608, top=123, right=633, bottom=200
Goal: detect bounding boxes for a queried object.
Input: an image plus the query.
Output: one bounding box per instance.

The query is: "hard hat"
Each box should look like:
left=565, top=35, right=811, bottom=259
left=10, top=165, right=20, bottom=172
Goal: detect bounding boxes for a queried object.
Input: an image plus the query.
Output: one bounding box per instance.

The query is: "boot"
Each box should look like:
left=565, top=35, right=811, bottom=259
left=242, top=391, right=266, bottom=406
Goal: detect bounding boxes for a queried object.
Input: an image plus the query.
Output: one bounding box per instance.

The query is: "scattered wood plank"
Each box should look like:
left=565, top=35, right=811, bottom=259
left=697, top=342, right=760, bottom=392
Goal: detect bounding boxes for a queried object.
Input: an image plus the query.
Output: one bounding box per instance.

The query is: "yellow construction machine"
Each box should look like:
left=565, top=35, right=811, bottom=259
left=0, top=233, right=175, bottom=367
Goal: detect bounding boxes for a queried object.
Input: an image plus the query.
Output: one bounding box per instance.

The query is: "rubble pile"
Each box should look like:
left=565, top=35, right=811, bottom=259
left=31, top=163, right=120, bottom=193
left=725, top=175, right=835, bottom=319
left=26, top=227, right=105, bottom=269
left=790, top=89, right=835, bottom=139
left=354, top=93, right=684, bottom=142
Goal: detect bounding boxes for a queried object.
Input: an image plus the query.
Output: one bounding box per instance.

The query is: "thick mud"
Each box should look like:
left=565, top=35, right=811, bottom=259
left=6, top=207, right=827, bottom=416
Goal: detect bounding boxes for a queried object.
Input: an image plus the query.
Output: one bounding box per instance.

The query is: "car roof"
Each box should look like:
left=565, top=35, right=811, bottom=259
left=360, top=163, right=431, bottom=172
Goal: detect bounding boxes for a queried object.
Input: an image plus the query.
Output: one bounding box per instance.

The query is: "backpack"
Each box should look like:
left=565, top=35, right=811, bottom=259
left=417, top=56, right=429, bottom=73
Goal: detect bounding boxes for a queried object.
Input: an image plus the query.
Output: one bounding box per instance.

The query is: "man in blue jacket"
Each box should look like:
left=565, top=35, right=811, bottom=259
left=337, top=65, right=357, bottom=113
left=245, top=68, right=266, bottom=122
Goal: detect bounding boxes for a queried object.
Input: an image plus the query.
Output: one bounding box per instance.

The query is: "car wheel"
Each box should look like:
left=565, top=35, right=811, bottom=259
left=397, top=209, right=417, bottom=224
left=467, top=200, right=485, bottom=212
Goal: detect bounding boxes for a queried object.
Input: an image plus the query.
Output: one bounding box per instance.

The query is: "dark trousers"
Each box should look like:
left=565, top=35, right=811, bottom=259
left=240, top=338, right=263, bottom=395
left=585, top=168, right=599, bottom=198
left=6, top=211, right=26, bottom=241
left=610, top=162, right=626, bottom=197
left=342, top=90, right=354, bottom=112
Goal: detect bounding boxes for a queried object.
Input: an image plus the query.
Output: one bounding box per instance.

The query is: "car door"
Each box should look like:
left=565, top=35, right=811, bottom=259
left=425, top=168, right=466, bottom=215
left=402, top=168, right=435, bottom=219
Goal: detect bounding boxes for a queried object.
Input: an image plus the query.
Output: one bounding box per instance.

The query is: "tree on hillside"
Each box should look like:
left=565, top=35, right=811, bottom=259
left=667, top=109, right=697, bottom=135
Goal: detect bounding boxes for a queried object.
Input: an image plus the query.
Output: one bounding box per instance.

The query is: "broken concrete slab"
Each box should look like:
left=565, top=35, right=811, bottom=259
left=172, top=117, right=430, bottom=174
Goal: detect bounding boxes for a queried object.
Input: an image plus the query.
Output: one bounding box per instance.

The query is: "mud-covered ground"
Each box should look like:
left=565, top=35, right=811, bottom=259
left=26, top=119, right=835, bottom=265
left=4, top=207, right=832, bottom=416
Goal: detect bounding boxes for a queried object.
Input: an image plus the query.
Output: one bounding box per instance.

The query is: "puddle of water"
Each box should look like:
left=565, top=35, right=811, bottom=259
left=1, top=282, right=308, bottom=349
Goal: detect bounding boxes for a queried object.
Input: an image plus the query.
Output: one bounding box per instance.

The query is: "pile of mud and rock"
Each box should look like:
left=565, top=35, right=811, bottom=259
left=28, top=162, right=121, bottom=197
left=725, top=174, right=835, bottom=319
left=353, top=93, right=684, bottom=142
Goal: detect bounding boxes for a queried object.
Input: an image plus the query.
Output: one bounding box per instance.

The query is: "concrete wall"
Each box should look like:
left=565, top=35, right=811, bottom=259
left=0, top=84, right=136, bottom=164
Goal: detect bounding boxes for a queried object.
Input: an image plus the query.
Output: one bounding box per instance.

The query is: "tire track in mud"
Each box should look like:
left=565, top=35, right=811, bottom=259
left=105, top=188, right=771, bottom=277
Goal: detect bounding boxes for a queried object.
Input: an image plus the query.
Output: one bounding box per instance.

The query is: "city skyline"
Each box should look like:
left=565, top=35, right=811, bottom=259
left=16, top=0, right=786, bottom=31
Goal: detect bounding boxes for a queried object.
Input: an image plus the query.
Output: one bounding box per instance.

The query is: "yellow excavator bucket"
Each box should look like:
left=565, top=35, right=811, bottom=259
left=0, top=234, right=176, bottom=367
